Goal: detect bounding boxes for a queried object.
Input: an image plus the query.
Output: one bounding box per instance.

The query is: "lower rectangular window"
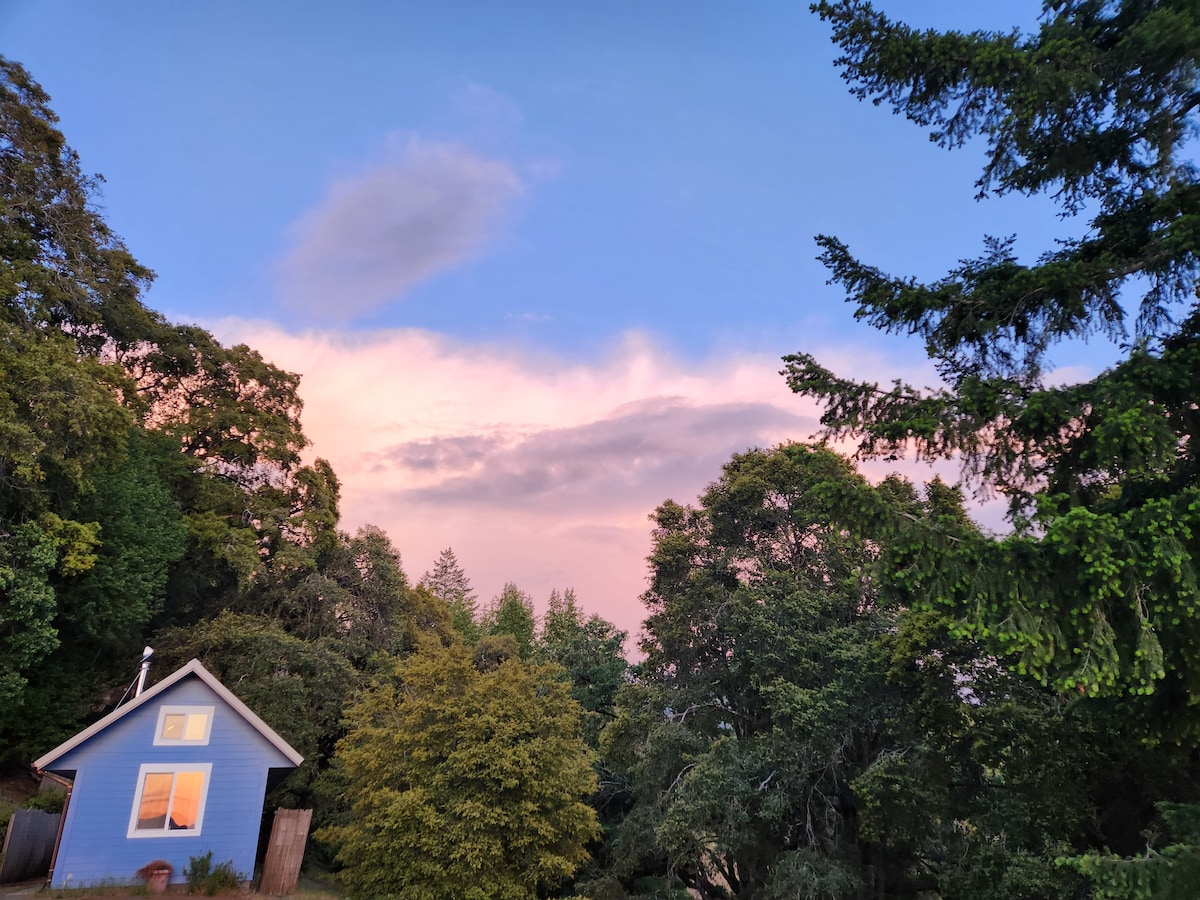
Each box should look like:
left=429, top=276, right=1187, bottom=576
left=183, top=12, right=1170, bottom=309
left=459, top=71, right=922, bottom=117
left=128, top=764, right=212, bottom=837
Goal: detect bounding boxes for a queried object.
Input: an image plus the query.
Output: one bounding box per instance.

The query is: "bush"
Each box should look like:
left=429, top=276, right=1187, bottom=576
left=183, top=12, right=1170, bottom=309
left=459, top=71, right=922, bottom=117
left=184, top=850, right=242, bottom=896
left=23, top=790, right=66, bottom=814
left=316, top=641, right=599, bottom=899
left=0, top=801, right=12, bottom=849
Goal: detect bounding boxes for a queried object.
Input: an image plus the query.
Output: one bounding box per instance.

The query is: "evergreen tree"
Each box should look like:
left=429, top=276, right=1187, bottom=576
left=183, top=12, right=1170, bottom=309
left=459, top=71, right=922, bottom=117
left=537, top=589, right=628, bottom=749
left=781, top=3, right=1200, bottom=894
left=785, top=0, right=1200, bottom=725
left=483, top=582, right=537, bottom=659
left=421, top=547, right=480, bottom=642
left=541, top=588, right=583, bottom=649
left=316, top=639, right=599, bottom=900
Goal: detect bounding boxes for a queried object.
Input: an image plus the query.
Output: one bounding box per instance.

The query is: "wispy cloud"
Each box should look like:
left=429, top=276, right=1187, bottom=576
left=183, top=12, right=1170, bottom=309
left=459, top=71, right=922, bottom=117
left=277, top=137, right=523, bottom=319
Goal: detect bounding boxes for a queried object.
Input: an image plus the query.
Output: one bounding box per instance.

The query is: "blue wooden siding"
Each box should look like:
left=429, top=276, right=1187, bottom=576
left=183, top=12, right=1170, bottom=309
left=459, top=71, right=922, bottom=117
left=48, top=678, right=294, bottom=888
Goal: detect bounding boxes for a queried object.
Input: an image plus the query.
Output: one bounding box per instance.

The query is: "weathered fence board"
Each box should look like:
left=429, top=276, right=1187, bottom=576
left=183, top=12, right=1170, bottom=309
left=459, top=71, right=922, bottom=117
left=0, top=808, right=60, bottom=883
left=259, top=808, right=312, bottom=896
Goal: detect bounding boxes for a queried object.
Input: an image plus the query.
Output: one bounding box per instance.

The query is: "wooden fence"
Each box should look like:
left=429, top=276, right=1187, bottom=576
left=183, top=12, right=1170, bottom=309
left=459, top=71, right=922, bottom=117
left=0, top=808, right=60, bottom=883
left=259, top=808, right=312, bottom=896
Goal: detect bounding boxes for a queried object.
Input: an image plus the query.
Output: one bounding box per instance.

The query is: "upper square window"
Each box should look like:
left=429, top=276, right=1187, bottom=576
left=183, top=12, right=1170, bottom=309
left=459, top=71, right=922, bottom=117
left=153, top=706, right=213, bottom=746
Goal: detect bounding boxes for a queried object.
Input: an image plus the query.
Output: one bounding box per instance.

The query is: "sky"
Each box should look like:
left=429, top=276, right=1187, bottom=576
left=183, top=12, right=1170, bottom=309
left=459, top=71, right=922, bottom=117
left=5, top=0, right=1097, bottom=646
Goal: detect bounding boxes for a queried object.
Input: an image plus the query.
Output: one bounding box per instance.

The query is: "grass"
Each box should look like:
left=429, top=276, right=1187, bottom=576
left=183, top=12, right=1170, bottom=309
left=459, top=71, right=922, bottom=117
left=3, top=868, right=349, bottom=899
left=36, top=878, right=345, bottom=898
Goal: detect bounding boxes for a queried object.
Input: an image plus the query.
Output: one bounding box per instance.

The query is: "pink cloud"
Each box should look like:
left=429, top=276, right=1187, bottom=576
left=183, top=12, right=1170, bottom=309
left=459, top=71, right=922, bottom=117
left=209, top=321, right=965, bottom=646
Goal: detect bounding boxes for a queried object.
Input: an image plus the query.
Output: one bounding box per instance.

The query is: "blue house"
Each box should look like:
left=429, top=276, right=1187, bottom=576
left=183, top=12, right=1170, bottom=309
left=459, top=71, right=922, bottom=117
left=32, top=659, right=303, bottom=889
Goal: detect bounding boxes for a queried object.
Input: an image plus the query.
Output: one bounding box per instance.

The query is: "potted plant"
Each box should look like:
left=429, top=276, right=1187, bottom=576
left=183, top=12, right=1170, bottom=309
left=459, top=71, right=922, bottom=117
left=136, top=859, right=174, bottom=894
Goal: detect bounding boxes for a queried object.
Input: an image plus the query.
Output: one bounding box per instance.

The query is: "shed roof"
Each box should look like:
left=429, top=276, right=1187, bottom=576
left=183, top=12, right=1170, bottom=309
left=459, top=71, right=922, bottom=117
left=33, top=658, right=304, bottom=771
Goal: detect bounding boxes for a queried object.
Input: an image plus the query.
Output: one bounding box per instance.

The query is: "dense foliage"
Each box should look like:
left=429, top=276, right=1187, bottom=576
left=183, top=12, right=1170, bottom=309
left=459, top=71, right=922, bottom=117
left=784, top=0, right=1200, bottom=714
left=315, top=640, right=600, bottom=900
left=581, top=445, right=1200, bottom=899
left=539, top=588, right=628, bottom=749
left=600, top=446, right=896, bottom=897
left=0, top=53, right=348, bottom=760
left=8, top=2, right=1200, bottom=895
left=774, top=1, right=1200, bottom=896
left=0, top=57, right=618, bottom=893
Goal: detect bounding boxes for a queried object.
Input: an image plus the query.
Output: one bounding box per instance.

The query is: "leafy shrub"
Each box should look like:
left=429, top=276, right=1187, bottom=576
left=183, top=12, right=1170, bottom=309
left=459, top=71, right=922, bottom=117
left=184, top=850, right=243, bottom=896
left=23, top=790, right=66, bottom=813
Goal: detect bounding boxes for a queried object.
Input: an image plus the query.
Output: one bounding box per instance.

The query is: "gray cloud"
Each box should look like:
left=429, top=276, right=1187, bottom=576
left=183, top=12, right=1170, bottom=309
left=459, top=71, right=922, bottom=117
left=278, top=138, right=522, bottom=318
left=375, top=433, right=503, bottom=474
left=374, top=397, right=814, bottom=513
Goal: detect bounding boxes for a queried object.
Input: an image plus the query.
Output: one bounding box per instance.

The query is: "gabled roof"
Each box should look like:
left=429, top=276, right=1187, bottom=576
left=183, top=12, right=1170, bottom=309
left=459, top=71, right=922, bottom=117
left=33, top=658, right=304, bottom=771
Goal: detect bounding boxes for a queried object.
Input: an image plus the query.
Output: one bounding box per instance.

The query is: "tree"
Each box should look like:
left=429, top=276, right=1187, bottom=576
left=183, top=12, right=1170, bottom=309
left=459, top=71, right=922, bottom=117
left=537, top=589, right=628, bottom=749
left=62, top=430, right=187, bottom=649
left=1, top=429, right=191, bottom=760
left=599, top=446, right=896, bottom=898
left=778, top=4, right=1200, bottom=894
left=1, top=56, right=309, bottom=488
left=0, top=330, right=130, bottom=742
left=421, top=547, right=480, bottom=642
left=852, top=607, right=1105, bottom=900
left=784, top=0, right=1200, bottom=722
left=483, top=582, right=537, bottom=659
left=1, top=55, right=329, bottom=756
left=316, top=639, right=599, bottom=900
left=1, top=57, right=156, bottom=348
left=152, top=612, right=357, bottom=814
left=319, top=526, right=451, bottom=663
left=596, top=446, right=1171, bottom=898
left=0, top=330, right=194, bottom=761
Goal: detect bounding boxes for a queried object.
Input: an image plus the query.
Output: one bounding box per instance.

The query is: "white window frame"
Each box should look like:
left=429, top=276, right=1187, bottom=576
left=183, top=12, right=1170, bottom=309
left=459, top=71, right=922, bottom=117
left=153, top=705, right=214, bottom=746
left=127, top=763, right=212, bottom=838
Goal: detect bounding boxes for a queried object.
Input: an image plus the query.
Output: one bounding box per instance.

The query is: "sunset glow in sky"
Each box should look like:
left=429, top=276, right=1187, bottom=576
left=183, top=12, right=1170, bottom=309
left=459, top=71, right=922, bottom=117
left=7, top=1, right=1096, bottom=642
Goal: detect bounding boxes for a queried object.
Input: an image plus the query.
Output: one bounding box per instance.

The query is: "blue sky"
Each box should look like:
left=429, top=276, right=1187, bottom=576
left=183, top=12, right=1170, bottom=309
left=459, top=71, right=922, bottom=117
left=5, top=1, right=1061, bottom=353
left=5, top=0, right=1084, bottom=637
